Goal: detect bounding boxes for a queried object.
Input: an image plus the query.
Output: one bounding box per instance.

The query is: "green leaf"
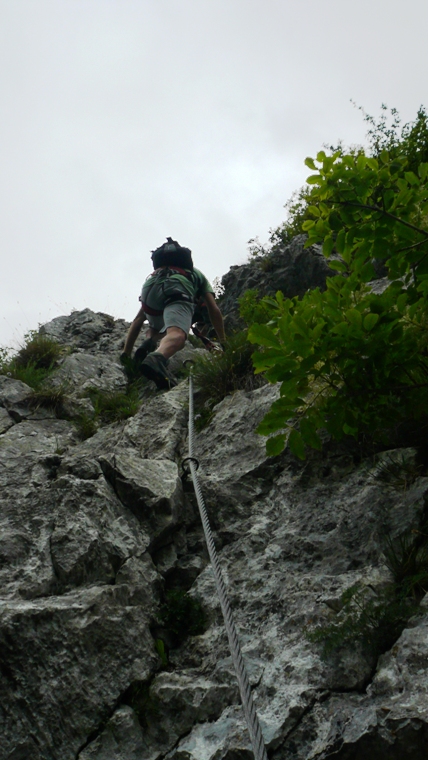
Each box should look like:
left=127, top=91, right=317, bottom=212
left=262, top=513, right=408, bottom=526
left=363, top=313, right=379, bottom=331
left=343, top=423, right=358, bottom=437
left=288, top=429, right=306, bottom=460
left=366, top=157, right=378, bottom=170
left=404, top=171, right=419, bottom=186
left=266, top=434, right=286, bottom=456
left=306, top=174, right=323, bottom=185
left=345, top=309, right=362, bottom=329
left=323, top=236, right=334, bottom=257
left=328, top=260, right=348, bottom=273
left=300, top=418, right=322, bottom=450
left=302, top=219, right=315, bottom=230
left=418, top=163, right=428, bottom=181
left=336, top=229, right=346, bottom=254
left=308, top=204, right=320, bottom=217
left=360, top=261, right=376, bottom=282
left=312, top=320, right=326, bottom=340
left=415, top=255, right=428, bottom=276
left=396, top=293, right=408, bottom=313
left=248, top=324, right=281, bottom=347
left=304, top=157, right=317, bottom=170
left=331, top=322, right=350, bottom=336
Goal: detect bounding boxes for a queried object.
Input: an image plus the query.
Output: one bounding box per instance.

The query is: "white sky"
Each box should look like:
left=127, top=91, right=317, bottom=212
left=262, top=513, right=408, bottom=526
left=1, top=0, right=427, bottom=349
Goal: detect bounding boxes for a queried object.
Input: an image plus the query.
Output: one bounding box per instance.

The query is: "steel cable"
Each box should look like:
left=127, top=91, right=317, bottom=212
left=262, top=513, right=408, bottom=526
left=186, top=372, right=268, bottom=760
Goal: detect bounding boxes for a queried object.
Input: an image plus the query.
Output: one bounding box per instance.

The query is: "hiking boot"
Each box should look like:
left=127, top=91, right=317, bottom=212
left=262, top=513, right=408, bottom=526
left=140, top=352, right=177, bottom=390
left=134, top=337, right=157, bottom=367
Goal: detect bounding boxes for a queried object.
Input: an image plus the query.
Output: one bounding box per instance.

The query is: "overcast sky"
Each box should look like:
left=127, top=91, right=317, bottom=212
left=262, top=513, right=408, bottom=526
left=1, top=0, right=427, bottom=349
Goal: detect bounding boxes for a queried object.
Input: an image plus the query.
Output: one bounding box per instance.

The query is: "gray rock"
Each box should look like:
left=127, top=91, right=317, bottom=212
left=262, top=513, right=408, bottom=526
left=0, top=406, right=14, bottom=433
left=218, top=235, right=337, bottom=329
left=0, top=375, right=33, bottom=420
left=99, top=450, right=184, bottom=549
left=2, top=269, right=428, bottom=759
left=122, top=381, right=189, bottom=461
left=78, top=705, right=145, bottom=760
left=40, top=308, right=129, bottom=355
left=53, top=351, right=127, bottom=393
left=0, top=586, right=158, bottom=760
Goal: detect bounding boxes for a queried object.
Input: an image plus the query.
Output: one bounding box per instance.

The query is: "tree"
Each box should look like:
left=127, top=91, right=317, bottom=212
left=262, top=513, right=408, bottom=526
left=246, top=108, right=428, bottom=458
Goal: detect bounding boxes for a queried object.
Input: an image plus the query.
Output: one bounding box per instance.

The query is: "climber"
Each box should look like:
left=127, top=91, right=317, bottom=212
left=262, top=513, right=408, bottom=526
left=121, top=237, right=226, bottom=389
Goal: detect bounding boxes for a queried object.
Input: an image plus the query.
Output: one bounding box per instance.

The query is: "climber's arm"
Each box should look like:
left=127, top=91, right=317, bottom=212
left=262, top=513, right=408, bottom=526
left=123, top=307, right=146, bottom=356
left=204, top=292, right=226, bottom=344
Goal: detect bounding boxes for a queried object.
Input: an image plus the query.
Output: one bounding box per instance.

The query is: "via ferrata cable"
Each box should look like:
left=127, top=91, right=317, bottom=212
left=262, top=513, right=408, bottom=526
left=184, top=369, right=268, bottom=760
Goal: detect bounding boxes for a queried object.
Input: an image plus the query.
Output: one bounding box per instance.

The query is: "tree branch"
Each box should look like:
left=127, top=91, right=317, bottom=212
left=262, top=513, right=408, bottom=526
left=337, top=200, right=428, bottom=239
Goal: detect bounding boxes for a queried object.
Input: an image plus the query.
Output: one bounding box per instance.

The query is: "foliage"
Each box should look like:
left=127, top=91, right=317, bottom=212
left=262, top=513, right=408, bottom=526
left=28, top=384, right=68, bottom=413
left=238, top=289, right=275, bottom=327
left=73, top=412, right=98, bottom=441
left=247, top=106, right=428, bottom=459
left=250, top=105, right=428, bottom=257
left=0, top=331, right=62, bottom=391
left=307, top=582, right=417, bottom=657
left=383, top=522, right=428, bottom=598
left=154, top=638, right=168, bottom=667
left=158, top=589, right=206, bottom=647
left=84, top=385, right=141, bottom=423
left=308, top=509, right=428, bottom=657
left=72, top=384, right=142, bottom=439
left=190, top=331, right=265, bottom=429
left=360, top=103, right=428, bottom=172
left=121, top=680, right=160, bottom=727
left=14, top=330, right=62, bottom=370
left=368, top=451, right=423, bottom=491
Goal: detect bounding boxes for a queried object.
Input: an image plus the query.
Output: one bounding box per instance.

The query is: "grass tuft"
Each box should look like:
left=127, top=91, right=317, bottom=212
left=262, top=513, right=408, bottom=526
left=14, top=331, right=62, bottom=370
left=28, top=384, right=68, bottom=413
left=0, top=331, right=62, bottom=390
left=85, top=385, right=141, bottom=423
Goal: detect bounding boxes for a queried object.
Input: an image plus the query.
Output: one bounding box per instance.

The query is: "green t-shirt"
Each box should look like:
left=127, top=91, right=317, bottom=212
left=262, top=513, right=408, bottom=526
left=141, top=267, right=213, bottom=309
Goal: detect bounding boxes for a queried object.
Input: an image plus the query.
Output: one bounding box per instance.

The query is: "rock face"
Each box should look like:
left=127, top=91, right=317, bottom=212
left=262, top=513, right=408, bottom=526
left=218, top=235, right=338, bottom=329
left=1, top=303, right=428, bottom=760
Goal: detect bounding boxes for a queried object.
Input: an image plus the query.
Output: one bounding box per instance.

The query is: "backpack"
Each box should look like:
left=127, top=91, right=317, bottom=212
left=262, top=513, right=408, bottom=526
left=142, top=238, right=201, bottom=315
left=151, top=237, right=194, bottom=271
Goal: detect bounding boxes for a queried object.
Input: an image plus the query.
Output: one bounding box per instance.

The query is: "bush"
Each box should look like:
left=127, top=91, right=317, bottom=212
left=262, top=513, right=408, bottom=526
left=246, top=105, right=428, bottom=459
left=73, top=413, right=98, bottom=441
left=72, top=384, right=143, bottom=440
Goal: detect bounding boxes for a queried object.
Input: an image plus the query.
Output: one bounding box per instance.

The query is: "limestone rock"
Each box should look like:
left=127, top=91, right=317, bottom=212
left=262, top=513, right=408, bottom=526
left=40, top=308, right=128, bottom=355
left=0, top=375, right=34, bottom=421
left=0, top=406, right=14, bottom=433
left=218, top=235, right=337, bottom=329
left=53, top=351, right=127, bottom=393
left=99, top=450, right=184, bottom=549
left=78, top=705, right=145, bottom=760
left=2, top=286, right=428, bottom=759
left=0, top=586, right=158, bottom=760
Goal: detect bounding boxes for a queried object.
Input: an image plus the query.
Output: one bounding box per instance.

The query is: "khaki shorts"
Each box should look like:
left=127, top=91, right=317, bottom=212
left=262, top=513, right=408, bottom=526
left=144, top=300, right=195, bottom=335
